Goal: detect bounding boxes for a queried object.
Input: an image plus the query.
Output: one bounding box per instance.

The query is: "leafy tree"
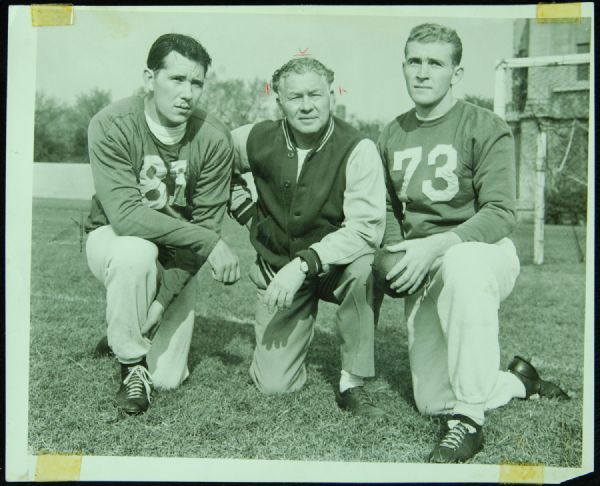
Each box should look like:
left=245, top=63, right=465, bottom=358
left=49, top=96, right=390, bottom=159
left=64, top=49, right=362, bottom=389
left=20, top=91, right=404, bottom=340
left=345, top=112, right=384, bottom=142
left=34, top=89, right=111, bottom=163
left=463, top=94, right=494, bottom=111
left=200, top=72, right=276, bottom=129
left=34, top=92, right=72, bottom=162
left=69, top=88, right=112, bottom=162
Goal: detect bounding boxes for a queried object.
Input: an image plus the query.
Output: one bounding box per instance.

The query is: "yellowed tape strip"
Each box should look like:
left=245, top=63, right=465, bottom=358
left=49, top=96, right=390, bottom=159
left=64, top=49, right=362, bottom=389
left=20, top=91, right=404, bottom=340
left=499, top=463, right=544, bottom=484
left=536, top=2, right=581, bottom=23
left=31, top=4, right=74, bottom=27
left=34, top=454, right=82, bottom=482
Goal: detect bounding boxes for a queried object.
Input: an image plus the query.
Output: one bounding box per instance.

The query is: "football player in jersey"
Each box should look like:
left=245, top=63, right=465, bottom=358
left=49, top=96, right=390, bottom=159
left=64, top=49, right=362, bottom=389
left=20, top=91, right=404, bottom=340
left=229, top=57, right=387, bottom=416
left=377, top=23, right=569, bottom=462
left=87, top=34, right=240, bottom=414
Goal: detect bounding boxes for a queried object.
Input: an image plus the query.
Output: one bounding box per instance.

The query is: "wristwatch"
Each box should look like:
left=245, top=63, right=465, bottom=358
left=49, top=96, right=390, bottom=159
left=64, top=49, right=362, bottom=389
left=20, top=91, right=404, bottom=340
left=298, top=257, right=309, bottom=274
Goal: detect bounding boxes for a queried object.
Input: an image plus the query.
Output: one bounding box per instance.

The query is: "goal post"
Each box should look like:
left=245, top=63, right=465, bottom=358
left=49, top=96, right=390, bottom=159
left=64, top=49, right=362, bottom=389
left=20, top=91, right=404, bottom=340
left=493, top=53, right=591, bottom=265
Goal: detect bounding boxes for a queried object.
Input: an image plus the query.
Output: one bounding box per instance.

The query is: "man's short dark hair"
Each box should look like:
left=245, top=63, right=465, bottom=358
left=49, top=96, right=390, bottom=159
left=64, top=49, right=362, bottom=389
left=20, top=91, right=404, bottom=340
left=405, top=23, right=463, bottom=66
left=271, top=57, right=334, bottom=94
left=147, top=33, right=212, bottom=72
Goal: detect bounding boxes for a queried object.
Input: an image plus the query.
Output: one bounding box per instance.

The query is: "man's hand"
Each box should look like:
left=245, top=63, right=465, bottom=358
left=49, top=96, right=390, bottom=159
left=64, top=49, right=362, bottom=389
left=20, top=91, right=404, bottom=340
left=207, top=239, right=241, bottom=284
left=263, top=258, right=306, bottom=312
left=386, top=232, right=461, bottom=295
left=141, top=300, right=164, bottom=336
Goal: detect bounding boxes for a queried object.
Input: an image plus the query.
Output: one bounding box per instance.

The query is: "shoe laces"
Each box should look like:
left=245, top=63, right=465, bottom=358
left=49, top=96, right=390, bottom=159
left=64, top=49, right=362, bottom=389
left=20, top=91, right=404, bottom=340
left=440, top=420, right=476, bottom=450
left=123, top=365, right=153, bottom=402
left=351, top=386, right=374, bottom=404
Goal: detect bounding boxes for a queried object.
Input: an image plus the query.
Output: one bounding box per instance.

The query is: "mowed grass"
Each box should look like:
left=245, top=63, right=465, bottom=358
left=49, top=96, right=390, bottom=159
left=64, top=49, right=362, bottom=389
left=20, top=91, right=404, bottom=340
left=28, top=198, right=586, bottom=465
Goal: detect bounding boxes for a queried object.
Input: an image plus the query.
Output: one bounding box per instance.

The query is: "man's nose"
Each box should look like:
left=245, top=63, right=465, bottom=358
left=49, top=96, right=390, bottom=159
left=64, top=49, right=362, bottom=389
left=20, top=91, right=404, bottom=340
left=299, top=95, right=313, bottom=111
left=416, top=63, right=430, bottom=79
left=181, top=81, right=192, bottom=100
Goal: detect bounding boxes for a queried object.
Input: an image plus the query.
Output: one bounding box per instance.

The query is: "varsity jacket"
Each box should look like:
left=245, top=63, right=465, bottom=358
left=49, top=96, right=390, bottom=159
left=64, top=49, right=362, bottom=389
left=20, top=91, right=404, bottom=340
left=229, top=116, right=386, bottom=279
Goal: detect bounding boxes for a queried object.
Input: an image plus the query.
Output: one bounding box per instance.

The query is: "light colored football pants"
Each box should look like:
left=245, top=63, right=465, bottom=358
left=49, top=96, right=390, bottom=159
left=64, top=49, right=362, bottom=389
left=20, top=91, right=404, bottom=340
left=249, top=254, right=377, bottom=394
left=86, top=225, right=197, bottom=390
left=405, top=237, right=521, bottom=425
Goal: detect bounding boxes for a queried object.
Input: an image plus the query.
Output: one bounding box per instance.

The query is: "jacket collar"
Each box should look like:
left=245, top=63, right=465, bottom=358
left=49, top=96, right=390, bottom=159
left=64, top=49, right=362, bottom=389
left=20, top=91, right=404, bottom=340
left=281, top=116, right=335, bottom=154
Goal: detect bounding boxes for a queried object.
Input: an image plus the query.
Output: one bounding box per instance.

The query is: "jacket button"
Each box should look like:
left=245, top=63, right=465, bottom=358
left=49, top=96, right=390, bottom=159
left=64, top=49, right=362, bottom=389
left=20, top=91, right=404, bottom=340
left=284, top=180, right=291, bottom=188
left=287, top=151, right=295, bottom=158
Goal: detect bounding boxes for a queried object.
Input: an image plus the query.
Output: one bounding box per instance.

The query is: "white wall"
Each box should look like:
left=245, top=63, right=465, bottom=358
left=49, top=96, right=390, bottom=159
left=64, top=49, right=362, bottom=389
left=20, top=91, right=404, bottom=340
left=33, top=163, right=95, bottom=200
left=32, top=162, right=257, bottom=200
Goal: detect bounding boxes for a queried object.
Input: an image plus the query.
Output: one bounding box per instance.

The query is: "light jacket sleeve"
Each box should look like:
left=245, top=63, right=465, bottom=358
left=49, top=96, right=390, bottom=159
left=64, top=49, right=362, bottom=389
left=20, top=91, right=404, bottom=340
left=309, top=138, right=386, bottom=266
left=228, top=123, right=256, bottom=225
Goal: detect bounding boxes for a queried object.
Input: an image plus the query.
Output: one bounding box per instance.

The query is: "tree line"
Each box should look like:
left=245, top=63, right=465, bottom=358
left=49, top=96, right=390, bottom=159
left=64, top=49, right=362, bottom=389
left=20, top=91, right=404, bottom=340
left=33, top=73, right=407, bottom=164
left=33, top=80, right=585, bottom=224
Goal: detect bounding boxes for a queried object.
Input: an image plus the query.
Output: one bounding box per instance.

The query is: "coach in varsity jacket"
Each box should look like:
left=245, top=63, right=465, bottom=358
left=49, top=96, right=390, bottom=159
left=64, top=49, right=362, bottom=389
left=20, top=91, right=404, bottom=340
left=230, top=57, right=387, bottom=417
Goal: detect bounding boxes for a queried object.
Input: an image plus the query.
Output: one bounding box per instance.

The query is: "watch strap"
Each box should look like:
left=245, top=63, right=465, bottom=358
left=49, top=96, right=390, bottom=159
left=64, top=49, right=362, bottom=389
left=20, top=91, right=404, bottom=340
left=296, top=248, right=322, bottom=278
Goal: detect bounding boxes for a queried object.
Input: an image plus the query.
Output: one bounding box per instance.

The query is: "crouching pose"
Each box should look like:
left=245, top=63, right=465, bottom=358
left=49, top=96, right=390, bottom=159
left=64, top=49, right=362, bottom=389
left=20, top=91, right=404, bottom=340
left=87, top=34, right=240, bottom=414
left=377, top=23, right=569, bottom=462
left=229, top=57, right=387, bottom=416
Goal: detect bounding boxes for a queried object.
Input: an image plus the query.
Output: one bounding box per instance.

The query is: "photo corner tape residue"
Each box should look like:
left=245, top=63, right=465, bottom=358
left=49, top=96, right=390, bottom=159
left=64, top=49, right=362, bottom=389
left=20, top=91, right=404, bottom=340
left=34, top=454, right=82, bottom=481
left=499, top=464, right=544, bottom=484
left=31, top=4, right=74, bottom=27
left=536, top=2, right=582, bottom=23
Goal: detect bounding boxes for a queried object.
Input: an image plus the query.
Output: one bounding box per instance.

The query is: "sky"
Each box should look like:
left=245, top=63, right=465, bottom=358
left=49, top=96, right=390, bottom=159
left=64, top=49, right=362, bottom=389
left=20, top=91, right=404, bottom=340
left=35, top=6, right=517, bottom=122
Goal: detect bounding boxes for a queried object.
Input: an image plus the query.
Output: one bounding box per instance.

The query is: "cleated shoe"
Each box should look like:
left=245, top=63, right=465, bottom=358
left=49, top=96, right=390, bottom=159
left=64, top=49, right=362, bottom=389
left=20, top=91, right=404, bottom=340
left=429, top=414, right=483, bottom=463
left=116, top=359, right=153, bottom=415
left=508, top=355, right=570, bottom=400
left=336, top=386, right=386, bottom=418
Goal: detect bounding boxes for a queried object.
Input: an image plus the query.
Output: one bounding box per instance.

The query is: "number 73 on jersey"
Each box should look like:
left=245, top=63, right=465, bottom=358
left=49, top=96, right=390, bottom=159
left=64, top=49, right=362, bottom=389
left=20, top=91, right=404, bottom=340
left=392, top=144, right=460, bottom=203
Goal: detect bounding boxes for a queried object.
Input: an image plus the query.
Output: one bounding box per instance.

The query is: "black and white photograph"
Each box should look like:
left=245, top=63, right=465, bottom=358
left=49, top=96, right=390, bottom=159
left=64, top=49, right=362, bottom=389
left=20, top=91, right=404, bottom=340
left=6, top=4, right=595, bottom=482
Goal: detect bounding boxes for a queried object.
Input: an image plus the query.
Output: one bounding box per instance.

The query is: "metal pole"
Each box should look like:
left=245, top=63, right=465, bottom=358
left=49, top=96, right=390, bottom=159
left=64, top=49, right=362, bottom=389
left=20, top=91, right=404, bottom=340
left=494, top=62, right=506, bottom=120
left=533, top=130, right=547, bottom=265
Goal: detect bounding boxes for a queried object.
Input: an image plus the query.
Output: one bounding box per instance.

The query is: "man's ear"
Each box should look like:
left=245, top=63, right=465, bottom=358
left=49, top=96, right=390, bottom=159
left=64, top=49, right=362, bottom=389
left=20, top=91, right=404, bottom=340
left=143, top=68, right=155, bottom=94
left=451, top=66, right=464, bottom=87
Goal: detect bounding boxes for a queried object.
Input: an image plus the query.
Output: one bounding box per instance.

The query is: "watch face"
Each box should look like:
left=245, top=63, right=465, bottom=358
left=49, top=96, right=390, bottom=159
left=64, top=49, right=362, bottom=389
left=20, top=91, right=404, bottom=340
left=300, top=260, right=309, bottom=273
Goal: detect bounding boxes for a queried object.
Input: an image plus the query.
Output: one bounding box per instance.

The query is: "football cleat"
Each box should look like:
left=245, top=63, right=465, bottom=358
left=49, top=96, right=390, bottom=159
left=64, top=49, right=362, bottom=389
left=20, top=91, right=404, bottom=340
left=429, top=414, right=483, bottom=463
left=336, top=386, right=386, bottom=418
left=116, top=359, right=153, bottom=415
left=508, top=355, right=570, bottom=400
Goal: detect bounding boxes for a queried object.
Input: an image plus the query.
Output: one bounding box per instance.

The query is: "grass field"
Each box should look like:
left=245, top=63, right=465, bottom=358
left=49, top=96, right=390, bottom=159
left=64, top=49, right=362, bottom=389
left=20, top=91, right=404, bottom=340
left=28, top=198, right=587, bottom=466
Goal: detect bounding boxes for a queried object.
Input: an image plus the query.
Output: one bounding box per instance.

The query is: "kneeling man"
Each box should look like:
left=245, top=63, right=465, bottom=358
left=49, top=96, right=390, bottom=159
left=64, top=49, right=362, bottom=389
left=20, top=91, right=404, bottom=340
left=378, top=23, right=569, bottom=461
left=230, top=57, right=386, bottom=416
left=87, top=34, right=240, bottom=414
